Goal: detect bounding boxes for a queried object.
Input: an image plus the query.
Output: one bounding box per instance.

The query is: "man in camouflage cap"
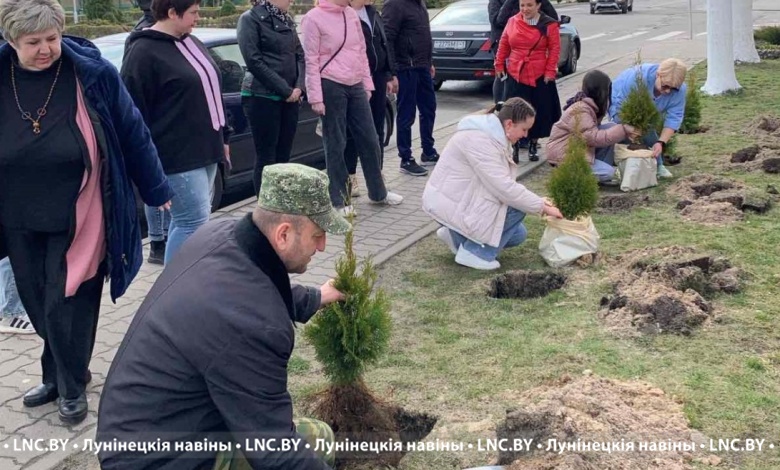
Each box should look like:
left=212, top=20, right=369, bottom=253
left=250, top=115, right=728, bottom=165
left=97, top=163, right=344, bottom=469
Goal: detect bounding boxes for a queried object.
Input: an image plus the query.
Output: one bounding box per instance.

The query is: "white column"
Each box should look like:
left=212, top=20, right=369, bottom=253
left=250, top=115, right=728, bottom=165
left=733, top=0, right=760, bottom=63
left=702, top=0, right=741, bottom=95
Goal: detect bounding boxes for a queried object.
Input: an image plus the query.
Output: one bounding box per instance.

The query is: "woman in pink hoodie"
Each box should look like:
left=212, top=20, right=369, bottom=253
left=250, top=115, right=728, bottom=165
left=302, top=0, right=403, bottom=214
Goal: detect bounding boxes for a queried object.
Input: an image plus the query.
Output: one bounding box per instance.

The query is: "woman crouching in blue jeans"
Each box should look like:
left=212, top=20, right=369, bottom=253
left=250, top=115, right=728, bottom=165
left=422, top=98, right=563, bottom=270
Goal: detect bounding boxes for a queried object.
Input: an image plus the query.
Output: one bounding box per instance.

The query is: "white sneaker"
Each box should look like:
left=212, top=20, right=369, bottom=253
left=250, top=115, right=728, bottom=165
left=349, top=174, right=361, bottom=198
left=454, top=246, right=500, bottom=270
left=0, top=315, right=36, bottom=335
left=657, top=165, right=673, bottom=178
left=371, top=191, right=404, bottom=206
left=436, top=227, right=457, bottom=255
left=338, top=205, right=355, bottom=217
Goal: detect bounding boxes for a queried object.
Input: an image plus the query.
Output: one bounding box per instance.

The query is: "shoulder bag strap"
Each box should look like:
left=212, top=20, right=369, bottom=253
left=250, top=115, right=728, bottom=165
left=320, top=11, right=348, bottom=73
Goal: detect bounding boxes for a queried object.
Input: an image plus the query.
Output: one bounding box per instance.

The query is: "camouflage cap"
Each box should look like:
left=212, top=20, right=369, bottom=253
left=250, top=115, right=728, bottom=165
left=257, top=163, right=351, bottom=235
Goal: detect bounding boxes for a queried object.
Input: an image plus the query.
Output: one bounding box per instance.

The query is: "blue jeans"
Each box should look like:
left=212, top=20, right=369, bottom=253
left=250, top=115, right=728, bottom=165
left=449, top=207, right=528, bottom=262
left=593, top=123, right=619, bottom=181
left=144, top=206, right=171, bottom=242
left=165, top=164, right=217, bottom=265
left=396, top=67, right=437, bottom=161
left=0, top=257, right=26, bottom=318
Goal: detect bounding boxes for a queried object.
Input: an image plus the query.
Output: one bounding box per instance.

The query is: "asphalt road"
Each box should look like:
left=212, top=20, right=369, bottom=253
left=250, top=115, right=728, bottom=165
left=408, top=0, right=780, bottom=155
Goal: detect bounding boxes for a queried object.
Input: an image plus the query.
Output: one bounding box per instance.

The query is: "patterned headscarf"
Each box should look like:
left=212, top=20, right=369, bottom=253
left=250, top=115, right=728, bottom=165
left=258, top=0, right=293, bottom=27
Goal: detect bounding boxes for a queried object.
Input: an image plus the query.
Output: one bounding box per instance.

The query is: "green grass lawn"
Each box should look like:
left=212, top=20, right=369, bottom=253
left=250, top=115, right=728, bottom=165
left=289, top=61, right=780, bottom=469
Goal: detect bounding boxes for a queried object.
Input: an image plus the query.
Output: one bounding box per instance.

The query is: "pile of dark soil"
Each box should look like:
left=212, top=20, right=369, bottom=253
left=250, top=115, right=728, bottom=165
left=488, top=271, right=566, bottom=299
left=308, top=381, right=437, bottom=468
left=599, top=246, right=744, bottom=337
left=669, top=174, right=772, bottom=225
left=496, top=375, right=707, bottom=470
left=729, top=144, right=780, bottom=174
left=596, top=193, right=651, bottom=215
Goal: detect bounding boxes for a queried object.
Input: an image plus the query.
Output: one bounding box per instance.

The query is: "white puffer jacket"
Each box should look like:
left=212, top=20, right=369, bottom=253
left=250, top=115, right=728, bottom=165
left=422, top=113, right=545, bottom=246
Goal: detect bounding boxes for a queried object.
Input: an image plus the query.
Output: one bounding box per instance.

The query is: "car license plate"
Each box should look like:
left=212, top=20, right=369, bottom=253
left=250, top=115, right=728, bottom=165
left=434, top=40, right=467, bottom=50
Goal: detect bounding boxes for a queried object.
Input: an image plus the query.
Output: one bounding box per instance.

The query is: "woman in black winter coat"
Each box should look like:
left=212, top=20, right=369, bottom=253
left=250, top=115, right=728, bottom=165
left=237, top=0, right=305, bottom=195
left=343, top=0, right=397, bottom=198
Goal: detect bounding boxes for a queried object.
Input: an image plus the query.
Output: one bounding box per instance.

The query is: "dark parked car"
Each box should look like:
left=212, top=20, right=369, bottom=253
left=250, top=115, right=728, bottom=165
left=93, top=28, right=395, bottom=212
left=590, top=0, right=633, bottom=14
left=429, top=0, right=581, bottom=90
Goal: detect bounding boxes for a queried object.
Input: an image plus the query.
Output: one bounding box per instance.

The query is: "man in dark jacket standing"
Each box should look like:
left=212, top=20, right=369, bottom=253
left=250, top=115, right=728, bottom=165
left=97, top=164, right=350, bottom=470
left=382, top=0, right=439, bottom=177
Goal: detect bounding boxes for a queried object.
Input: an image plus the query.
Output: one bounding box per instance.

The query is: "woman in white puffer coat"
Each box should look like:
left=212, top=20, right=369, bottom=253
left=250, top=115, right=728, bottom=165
left=422, top=97, right=563, bottom=270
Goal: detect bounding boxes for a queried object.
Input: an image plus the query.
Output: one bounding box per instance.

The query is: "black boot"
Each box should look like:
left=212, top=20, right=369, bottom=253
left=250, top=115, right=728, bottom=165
left=512, top=143, right=520, bottom=164
left=148, top=240, right=165, bottom=265
left=23, top=383, right=58, bottom=408
left=58, top=394, right=88, bottom=425
left=529, top=141, right=539, bottom=162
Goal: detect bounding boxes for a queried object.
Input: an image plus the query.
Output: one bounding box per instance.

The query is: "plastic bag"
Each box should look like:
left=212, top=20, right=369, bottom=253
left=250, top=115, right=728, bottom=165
left=539, top=215, right=600, bottom=268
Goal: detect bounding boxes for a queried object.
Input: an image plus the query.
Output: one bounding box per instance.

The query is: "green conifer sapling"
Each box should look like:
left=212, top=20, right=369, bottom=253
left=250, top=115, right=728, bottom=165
left=547, top=116, right=599, bottom=220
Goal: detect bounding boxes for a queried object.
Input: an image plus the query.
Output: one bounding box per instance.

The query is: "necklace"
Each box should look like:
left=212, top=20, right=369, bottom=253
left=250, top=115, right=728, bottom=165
left=10, top=58, right=63, bottom=135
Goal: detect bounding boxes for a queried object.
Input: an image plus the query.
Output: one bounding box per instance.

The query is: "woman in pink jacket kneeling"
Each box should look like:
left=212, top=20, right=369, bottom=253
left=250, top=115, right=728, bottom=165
left=422, top=98, right=563, bottom=271
left=546, top=70, right=640, bottom=183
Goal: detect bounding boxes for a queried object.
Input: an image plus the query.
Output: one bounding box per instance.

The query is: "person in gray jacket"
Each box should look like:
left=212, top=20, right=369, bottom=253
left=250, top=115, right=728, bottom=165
left=97, top=164, right=350, bottom=469
left=238, top=0, right=305, bottom=195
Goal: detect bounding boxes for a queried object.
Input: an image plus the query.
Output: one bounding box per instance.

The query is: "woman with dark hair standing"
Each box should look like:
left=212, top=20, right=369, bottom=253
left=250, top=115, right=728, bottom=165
left=495, top=0, right=561, bottom=161
left=546, top=69, right=640, bottom=182
left=0, top=0, right=172, bottom=424
left=237, top=0, right=305, bottom=196
left=122, top=0, right=230, bottom=265
left=343, top=0, right=397, bottom=198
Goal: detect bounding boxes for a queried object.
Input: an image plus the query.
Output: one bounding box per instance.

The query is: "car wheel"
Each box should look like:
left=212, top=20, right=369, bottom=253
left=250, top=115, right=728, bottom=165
left=433, top=79, right=444, bottom=91
left=590, top=6, right=595, bottom=14
left=210, top=165, right=224, bottom=213
left=560, top=43, right=578, bottom=76
left=621, top=3, right=628, bottom=13
left=628, top=2, right=633, bottom=11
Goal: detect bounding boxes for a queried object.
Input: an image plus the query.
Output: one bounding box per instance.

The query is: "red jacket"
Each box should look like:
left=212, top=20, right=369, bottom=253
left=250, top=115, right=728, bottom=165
left=494, top=14, right=560, bottom=87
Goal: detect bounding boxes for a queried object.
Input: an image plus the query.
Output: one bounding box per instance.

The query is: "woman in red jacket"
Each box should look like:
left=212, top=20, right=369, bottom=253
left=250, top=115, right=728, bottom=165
left=495, top=0, right=562, bottom=161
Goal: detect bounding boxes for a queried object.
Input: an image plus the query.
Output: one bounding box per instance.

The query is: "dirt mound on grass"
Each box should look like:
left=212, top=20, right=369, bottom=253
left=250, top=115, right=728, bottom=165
left=745, top=114, right=780, bottom=138
left=308, top=381, right=437, bottom=468
left=488, top=271, right=566, bottom=299
left=668, top=174, right=772, bottom=224
left=596, top=193, right=651, bottom=214
left=599, top=246, right=743, bottom=337
left=679, top=201, right=745, bottom=225
left=727, top=145, right=780, bottom=174
left=497, top=376, right=700, bottom=470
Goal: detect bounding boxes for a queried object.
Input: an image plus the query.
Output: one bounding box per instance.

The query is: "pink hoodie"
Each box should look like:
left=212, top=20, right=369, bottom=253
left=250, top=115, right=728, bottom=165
left=301, top=0, right=374, bottom=105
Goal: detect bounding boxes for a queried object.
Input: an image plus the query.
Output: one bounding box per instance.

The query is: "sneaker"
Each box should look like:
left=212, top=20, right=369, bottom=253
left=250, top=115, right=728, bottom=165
left=370, top=191, right=404, bottom=206
left=454, top=246, right=500, bottom=270
left=400, top=159, right=428, bottom=176
left=147, top=240, right=165, bottom=265
left=436, top=227, right=457, bottom=255
left=338, top=205, right=356, bottom=217
left=420, top=151, right=440, bottom=166
left=657, top=165, right=673, bottom=178
left=0, top=315, right=36, bottom=335
left=349, top=174, right=361, bottom=198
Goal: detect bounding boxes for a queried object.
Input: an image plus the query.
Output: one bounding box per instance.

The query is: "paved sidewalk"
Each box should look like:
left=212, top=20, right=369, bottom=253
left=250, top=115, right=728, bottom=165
left=0, top=38, right=707, bottom=470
